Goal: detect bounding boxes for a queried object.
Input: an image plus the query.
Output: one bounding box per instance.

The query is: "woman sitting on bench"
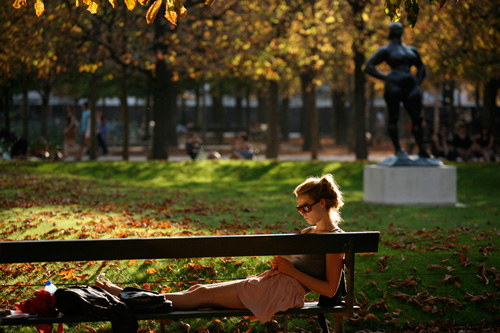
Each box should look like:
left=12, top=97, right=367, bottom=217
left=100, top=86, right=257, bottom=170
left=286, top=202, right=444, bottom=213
left=97, top=174, right=345, bottom=324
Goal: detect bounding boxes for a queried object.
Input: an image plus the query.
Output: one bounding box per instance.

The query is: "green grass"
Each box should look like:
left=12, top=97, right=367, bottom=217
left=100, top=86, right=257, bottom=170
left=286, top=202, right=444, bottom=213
left=0, top=160, right=499, bottom=332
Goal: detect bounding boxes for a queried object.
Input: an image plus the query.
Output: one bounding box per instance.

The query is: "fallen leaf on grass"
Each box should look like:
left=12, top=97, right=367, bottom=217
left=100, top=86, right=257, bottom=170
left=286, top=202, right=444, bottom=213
left=476, top=263, right=489, bottom=285
left=367, top=299, right=388, bottom=311
left=58, top=268, right=76, bottom=279
left=439, top=274, right=462, bottom=288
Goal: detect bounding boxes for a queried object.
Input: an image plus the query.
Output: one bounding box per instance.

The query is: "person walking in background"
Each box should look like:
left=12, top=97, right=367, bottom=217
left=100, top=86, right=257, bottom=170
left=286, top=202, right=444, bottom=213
left=97, top=115, right=109, bottom=156
left=186, top=131, right=203, bottom=160
left=63, top=105, right=78, bottom=160
left=77, top=102, right=91, bottom=160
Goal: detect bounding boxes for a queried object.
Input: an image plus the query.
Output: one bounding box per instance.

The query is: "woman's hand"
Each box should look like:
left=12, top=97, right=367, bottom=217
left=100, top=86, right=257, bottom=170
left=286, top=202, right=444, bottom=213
left=271, top=256, right=296, bottom=276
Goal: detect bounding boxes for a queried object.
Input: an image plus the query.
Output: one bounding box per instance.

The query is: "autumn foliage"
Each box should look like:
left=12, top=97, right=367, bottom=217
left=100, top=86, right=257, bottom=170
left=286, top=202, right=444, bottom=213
left=12, top=0, right=214, bottom=25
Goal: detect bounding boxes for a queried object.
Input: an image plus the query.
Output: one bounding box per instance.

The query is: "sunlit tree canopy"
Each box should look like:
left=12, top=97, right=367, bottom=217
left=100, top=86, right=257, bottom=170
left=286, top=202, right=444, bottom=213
left=12, top=0, right=456, bottom=27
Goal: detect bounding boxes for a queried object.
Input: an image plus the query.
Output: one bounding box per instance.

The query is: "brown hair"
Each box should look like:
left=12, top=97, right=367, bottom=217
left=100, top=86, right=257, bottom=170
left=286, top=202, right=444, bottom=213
left=294, top=174, right=344, bottom=223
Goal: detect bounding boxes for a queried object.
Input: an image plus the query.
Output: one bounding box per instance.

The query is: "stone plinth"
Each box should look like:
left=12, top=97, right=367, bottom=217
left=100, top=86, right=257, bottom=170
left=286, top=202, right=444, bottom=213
left=363, top=165, right=456, bottom=205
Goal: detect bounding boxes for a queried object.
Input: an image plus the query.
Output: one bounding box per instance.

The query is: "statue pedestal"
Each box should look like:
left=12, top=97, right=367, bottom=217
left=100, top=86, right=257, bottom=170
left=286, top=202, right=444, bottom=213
left=363, top=165, right=456, bottom=205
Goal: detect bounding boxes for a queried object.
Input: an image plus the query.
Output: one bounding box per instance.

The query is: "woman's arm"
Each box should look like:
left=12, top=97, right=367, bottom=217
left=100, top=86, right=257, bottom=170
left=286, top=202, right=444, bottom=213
left=432, top=133, right=442, bottom=151
left=488, top=135, right=494, bottom=149
left=273, top=253, right=344, bottom=298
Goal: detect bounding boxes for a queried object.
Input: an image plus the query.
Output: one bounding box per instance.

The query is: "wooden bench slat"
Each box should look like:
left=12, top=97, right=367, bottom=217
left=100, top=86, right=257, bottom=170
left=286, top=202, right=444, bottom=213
left=0, top=302, right=359, bottom=325
left=0, top=232, right=379, bottom=264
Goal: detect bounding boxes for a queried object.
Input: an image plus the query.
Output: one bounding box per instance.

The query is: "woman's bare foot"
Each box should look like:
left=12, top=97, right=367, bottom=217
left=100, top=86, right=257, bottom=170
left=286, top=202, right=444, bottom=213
left=95, top=279, right=123, bottom=297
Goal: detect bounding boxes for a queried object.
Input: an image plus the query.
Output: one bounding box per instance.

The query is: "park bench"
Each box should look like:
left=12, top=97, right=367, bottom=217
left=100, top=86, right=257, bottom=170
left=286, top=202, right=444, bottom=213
left=0, top=232, right=379, bottom=332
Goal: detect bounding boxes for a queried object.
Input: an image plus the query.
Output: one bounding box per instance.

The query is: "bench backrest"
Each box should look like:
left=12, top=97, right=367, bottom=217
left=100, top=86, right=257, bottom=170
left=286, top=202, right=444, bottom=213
left=0, top=232, right=379, bottom=318
left=0, top=232, right=379, bottom=263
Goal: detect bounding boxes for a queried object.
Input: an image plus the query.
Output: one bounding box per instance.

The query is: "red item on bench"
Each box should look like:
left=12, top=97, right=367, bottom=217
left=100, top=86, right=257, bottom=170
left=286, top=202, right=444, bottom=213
left=14, top=289, right=63, bottom=333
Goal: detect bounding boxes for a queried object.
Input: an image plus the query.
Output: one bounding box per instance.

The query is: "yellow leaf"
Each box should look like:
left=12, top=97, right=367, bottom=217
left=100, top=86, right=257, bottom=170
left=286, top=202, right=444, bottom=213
left=145, top=0, right=162, bottom=24
left=179, top=6, right=186, bottom=18
left=12, top=0, right=27, bottom=9
left=205, top=0, right=215, bottom=5
left=34, top=0, right=45, bottom=16
left=59, top=268, right=76, bottom=279
left=147, top=268, right=157, bottom=274
left=124, top=0, right=136, bottom=11
left=165, top=0, right=177, bottom=25
left=87, top=0, right=99, bottom=14
left=128, top=259, right=137, bottom=266
left=174, top=0, right=186, bottom=18
left=108, top=0, right=117, bottom=8
left=138, top=0, right=150, bottom=4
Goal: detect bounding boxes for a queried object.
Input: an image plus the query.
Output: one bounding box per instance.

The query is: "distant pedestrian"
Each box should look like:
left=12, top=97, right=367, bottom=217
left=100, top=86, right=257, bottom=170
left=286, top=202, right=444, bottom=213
left=97, top=115, right=109, bottom=155
left=77, top=102, right=91, bottom=160
left=63, top=105, right=78, bottom=159
left=186, top=131, right=202, bottom=160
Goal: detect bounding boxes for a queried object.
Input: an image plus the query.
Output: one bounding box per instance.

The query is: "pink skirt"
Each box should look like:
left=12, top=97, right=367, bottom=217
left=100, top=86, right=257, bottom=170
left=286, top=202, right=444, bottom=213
left=236, top=269, right=306, bottom=323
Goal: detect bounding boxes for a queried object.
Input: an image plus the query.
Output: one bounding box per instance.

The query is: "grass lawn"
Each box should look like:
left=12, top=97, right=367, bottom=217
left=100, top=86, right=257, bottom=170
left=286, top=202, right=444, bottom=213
left=0, top=160, right=499, bottom=332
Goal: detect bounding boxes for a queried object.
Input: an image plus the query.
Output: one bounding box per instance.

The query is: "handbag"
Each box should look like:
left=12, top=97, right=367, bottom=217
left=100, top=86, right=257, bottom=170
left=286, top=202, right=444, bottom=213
left=54, top=286, right=137, bottom=333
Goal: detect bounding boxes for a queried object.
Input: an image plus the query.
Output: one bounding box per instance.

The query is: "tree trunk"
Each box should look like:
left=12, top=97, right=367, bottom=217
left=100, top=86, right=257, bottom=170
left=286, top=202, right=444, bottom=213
left=300, top=69, right=313, bottom=152
left=89, top=73, right=98, bottom=161
left=195, top=84, right=201, bottom=129
left=353, top=45, right=367, bottom=160
left=144, top=75, right=152, bottom=141
left=120, top=67, right=130, bottom=161
left=367, top=82, right=376, bottom=146
left=2, top=87, right=11, bottom=134
left=166, top=80, right=178, bottom=148
left=195, top=83, right=207, bottom=141
left=212, top=85, right=224, bottom=144
left=200, top=82, right=208, bottom=142
left=483, top=78, right=500, bottom=136
left=280, top=88, right=290, bottom=142
left=152, top=58, right=169, bottom=160
left=257, top=87, right=267, bottom=124
left=235, top=83, right=244, bottom=132
left=266, top=80, right=280, bottom=159
left=245, top=87, right=251, bottom=133
left=22, top=87, right=29, bottom=140
left=310, top=82, right=319, bottom=161
left=39, top=83, right=51, bottom=140
left=349, top=0, right=368, bottom=160
left=332, top=87, right=348, bottom=145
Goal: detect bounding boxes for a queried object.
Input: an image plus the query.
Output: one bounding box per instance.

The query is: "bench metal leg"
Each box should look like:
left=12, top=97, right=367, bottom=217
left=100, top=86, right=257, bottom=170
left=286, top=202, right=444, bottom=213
left=334, top=314, right=344, bottom=332
left=283, top=315, right=289, bottom=333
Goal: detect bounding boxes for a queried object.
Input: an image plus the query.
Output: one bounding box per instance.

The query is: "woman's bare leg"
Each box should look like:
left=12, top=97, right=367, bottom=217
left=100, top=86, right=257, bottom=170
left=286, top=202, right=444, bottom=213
left=96, top=279, right=246, bottom=310
left=165, top=280, right=245, bottom=310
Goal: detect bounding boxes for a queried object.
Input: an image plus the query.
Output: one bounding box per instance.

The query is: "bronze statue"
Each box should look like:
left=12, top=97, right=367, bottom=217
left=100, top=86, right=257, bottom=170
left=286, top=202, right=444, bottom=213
left=365, top=22, right=431, bottom=160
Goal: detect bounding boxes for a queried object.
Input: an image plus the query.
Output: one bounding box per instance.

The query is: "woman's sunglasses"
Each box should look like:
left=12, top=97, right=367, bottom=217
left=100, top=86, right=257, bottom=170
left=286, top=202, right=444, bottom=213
left=296, top=200, right=319, bottom=214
